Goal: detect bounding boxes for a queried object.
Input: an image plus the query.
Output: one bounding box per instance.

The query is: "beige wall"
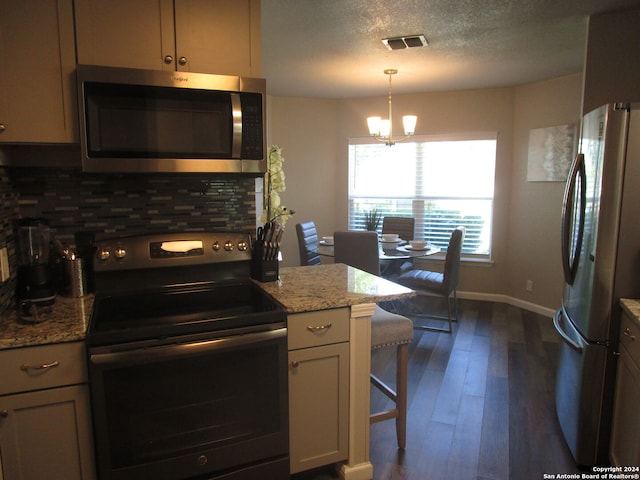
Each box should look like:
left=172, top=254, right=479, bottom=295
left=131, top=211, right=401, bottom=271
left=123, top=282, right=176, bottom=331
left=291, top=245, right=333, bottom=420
left=268, top=73, right=583, bottom=311
left=265, top=96, right=339, bottom=266
left=508, top=74, right=583, bottom=310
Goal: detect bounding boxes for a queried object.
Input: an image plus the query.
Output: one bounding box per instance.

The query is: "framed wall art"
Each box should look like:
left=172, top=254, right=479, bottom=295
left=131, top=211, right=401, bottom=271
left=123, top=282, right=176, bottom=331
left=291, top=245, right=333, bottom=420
left=527, top=123, right=577, bottom=182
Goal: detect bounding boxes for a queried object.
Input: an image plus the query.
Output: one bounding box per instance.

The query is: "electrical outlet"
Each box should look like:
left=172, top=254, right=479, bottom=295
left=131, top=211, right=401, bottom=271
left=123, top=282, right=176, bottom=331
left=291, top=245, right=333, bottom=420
left=526, top=279, right=533, bottom=292
left=0, top=247, right=9, bottom=282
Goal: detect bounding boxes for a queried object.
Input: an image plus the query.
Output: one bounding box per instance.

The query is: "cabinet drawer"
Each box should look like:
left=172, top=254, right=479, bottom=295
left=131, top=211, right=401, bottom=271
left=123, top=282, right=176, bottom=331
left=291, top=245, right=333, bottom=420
left=620, top=312, right=640, bottom=369
left=288, top=309, right=349, bottom=350
left=0, top=342, right=88, bottom=396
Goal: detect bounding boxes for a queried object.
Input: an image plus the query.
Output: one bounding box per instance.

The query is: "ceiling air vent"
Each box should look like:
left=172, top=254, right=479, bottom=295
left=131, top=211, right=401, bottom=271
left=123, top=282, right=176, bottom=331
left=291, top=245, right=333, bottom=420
left=382, top=34, right=428, bottom=50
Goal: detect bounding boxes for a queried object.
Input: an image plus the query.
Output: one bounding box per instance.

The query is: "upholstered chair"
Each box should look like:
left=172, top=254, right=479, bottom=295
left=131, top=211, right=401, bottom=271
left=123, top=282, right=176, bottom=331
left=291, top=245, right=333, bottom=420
left=381, top=216, right=415, bottom=242
left=295, top=221, right=321, bottom=266
left=395, top=226, right=466, bottom=334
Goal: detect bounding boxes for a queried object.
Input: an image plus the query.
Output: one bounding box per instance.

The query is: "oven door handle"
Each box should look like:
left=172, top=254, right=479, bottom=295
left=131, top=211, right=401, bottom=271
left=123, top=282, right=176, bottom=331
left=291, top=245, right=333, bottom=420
left=90, top=328, right=287, bottom=367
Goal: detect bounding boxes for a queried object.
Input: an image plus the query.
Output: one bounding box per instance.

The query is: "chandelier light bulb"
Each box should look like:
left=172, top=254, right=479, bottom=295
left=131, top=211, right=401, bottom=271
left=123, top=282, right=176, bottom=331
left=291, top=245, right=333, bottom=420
left=367, top=116, right=382, bottom=136
left=403, top=115, right=417, bottom=135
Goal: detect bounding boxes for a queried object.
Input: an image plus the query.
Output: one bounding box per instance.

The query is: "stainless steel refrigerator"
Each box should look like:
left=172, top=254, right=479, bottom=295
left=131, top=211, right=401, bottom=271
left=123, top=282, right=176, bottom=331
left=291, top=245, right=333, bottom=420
left=554, top=102, right=640, bottom=466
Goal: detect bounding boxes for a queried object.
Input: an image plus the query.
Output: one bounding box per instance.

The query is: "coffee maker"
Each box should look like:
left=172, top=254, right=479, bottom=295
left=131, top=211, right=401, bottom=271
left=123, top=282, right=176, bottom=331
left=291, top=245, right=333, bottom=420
left=15, top=218, right=56, bottom=308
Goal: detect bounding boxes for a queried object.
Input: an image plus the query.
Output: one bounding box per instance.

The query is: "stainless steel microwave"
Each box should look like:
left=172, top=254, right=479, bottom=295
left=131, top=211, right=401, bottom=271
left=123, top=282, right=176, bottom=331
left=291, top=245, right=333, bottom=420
left=76, top=65, right=266, bottom=174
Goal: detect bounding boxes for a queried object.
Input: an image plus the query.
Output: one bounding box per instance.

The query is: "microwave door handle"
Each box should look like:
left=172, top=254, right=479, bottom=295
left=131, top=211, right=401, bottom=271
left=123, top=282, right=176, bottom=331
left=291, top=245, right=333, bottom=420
left=231, top=93, right=242, bottom=158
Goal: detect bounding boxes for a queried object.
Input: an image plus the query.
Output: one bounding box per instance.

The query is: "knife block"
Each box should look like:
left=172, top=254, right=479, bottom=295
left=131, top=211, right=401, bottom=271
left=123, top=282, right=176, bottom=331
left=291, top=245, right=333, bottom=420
left=250, top=244, right=279, bottom=282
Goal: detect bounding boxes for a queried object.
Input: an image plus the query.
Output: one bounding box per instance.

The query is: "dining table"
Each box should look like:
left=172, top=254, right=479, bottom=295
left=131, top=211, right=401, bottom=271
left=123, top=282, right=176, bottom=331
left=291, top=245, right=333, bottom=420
left=315, top=240, right=440, bottom=276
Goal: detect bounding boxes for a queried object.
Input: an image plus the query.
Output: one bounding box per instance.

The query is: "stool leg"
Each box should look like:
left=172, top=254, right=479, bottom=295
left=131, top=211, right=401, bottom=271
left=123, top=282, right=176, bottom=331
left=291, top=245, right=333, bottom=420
left=396, top=343, right=408, bottom=449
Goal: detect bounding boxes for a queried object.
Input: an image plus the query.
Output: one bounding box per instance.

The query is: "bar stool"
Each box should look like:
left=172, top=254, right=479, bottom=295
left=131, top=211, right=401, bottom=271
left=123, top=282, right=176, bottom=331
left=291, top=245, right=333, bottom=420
left=370, top=305, right=413, bottom=449
left=334, top=230, right=413, bottom=449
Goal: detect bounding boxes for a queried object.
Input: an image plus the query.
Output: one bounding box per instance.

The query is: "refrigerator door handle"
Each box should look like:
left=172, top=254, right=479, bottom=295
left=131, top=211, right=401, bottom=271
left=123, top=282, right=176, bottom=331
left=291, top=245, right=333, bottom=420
left=553, top=308, right=583, bottom=352
left=561, top=153, right=586, bottom=285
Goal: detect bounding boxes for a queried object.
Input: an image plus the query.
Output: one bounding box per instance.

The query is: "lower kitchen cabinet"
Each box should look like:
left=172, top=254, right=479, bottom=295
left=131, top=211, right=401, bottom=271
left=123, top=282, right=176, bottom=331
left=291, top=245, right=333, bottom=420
left=610, top=307, right=640, bottom=466
left=0, top=342, right=95, bottom=480
left=0, top=385, right=95, bottom=480
left=288, top=309, right=349, bottom=474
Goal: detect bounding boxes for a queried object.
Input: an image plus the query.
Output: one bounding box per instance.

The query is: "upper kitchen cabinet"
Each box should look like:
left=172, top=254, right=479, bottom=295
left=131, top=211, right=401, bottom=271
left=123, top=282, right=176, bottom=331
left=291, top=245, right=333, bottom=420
left=582, top=5, right=640, bottom=114
left=74, top=0, right=262, bottom=77
left=0, top=0, right=77, bottom=143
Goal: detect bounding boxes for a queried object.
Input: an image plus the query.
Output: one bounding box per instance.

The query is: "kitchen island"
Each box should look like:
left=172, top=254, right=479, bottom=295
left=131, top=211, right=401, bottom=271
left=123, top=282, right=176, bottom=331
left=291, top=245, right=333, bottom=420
left=256, top=263, right=415, bottom=480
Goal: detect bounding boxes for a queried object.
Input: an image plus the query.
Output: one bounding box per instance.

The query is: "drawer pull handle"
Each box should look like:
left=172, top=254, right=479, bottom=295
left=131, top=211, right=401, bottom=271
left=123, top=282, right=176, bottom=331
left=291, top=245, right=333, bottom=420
left=307, top=323, right=332, bottom=332
left=623, top=327, right=636, bottom=341
left=291, top=361, right=300, bottom=368
left=20, top=361, right=59, bottom=372
left=1, top=409, right=8, bottom=418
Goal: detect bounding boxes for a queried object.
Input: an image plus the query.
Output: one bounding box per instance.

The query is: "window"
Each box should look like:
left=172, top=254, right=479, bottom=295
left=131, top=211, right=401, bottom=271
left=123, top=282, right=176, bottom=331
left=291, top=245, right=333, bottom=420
left=348, top=133, right=497, bottom=256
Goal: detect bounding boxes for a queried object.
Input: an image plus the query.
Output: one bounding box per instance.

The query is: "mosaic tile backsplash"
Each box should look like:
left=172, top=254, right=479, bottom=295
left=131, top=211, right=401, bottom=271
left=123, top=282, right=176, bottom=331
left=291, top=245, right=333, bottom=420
left=0, top=165, right=259, bottom=316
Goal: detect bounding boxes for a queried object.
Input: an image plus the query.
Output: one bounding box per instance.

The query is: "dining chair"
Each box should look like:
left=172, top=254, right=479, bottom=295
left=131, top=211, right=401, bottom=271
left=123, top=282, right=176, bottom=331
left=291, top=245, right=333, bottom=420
left=333, top=230, right=413, bottom=449
left=295, top=221, right=321, bottom=266
left=381, top=216, right=416, bottom=277
left=395, top=226, right=466, bottom=334
left=382, top=216, right=415, bottom=242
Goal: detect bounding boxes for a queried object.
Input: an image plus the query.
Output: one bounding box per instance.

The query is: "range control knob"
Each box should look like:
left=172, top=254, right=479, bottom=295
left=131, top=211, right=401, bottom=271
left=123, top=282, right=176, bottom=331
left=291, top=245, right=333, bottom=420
left=237, top=241, right=248, bottom=251
left=97, top=249, right=110, bottom=261
left=212, top=241, right=221, bottom=251
left=224, top=241, right=234, bottom=251
left=114, top=247, right=127, bottom=259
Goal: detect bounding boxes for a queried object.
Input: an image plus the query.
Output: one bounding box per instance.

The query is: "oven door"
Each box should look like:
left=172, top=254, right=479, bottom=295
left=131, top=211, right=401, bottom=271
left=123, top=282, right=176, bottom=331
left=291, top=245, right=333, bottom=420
left=88, top=327, right=289, bottom=480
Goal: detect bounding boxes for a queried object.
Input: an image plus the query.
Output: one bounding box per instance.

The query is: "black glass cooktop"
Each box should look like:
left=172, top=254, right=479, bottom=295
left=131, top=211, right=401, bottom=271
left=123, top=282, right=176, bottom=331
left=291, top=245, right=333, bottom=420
left=87, top=283, right=285, bottom=347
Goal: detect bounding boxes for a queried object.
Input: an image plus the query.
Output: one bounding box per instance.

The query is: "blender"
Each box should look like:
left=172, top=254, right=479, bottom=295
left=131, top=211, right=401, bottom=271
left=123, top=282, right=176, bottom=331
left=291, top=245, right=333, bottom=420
left=15, top=218, right=56, bottom=310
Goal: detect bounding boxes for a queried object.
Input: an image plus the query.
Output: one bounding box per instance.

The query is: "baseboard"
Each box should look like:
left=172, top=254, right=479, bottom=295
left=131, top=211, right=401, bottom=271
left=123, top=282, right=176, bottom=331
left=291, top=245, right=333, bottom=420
left=456, top=290, right=556, bottom=318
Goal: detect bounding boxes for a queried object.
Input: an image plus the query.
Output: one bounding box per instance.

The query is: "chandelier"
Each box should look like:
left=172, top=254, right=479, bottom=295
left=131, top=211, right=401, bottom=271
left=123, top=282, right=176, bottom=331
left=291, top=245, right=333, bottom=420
left=367, top=69, right=417, bottom=146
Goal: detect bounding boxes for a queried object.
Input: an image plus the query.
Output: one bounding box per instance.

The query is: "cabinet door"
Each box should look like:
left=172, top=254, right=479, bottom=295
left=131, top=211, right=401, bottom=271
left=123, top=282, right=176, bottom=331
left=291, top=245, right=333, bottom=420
left=74, top=0, right=176, bottom=71
left=610, top=345, right=640, bottom=466
left=74, top=0, right=261, bottom=77
left=0, top=385, right=95, bottom=480
left=173, top=0, right=261, bottom=76
left=289, top=342, right=349, bottom=474
left=0, top=0, right=76, bottom=143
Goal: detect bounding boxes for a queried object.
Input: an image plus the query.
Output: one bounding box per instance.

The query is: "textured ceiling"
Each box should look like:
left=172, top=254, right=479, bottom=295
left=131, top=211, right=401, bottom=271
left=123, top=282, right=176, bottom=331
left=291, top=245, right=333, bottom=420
left=261, top=0, right=640, bottom=98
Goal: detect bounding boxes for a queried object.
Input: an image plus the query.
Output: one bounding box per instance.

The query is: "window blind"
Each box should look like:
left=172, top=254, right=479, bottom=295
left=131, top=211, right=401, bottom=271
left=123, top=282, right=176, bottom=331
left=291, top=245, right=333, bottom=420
left=348, top=133, right=497, bottom=255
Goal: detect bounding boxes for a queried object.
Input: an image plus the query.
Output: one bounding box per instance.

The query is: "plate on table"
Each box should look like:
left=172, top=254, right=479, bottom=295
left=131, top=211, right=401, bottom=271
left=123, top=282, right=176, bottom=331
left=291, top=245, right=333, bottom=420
left=403, top=245, right=429, bottom=251
left=319, top=240, right=333, bottom=246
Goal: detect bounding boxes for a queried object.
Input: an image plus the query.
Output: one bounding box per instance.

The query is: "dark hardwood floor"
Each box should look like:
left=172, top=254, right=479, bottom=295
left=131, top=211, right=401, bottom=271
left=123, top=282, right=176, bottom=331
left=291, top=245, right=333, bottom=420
left=292, top=299, right=582, bottom=480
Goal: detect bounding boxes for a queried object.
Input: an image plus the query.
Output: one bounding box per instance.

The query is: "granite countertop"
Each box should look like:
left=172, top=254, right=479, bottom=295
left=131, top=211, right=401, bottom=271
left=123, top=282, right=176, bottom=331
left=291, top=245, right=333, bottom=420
left=620, top=298, right=640, bottom=327
left=255, top=263, right=415, bottom=313
left=0, top=264, right=414, bottom=350
left=0, top=295, right=94, bottom=350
